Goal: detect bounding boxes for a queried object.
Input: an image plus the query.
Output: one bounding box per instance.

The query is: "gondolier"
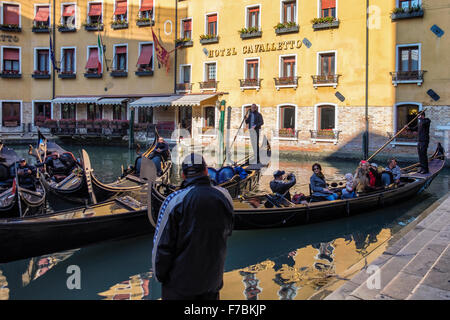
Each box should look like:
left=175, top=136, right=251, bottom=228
left=245, top=104, right=264, bottom=164
left=152, top=153, right=234, bottom=300
left=406, top=111, right=431, bottom=174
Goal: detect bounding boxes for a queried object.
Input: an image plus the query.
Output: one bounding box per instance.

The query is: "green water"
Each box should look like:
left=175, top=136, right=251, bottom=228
left=0, top=144, right=448, bottom=300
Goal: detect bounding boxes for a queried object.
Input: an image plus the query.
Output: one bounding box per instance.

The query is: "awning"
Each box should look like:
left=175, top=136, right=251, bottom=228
left=88, top=3, right=102, bottom=16
left=137, top=44, right=153, bottom=65
left=85, top=48, right=99, bottom=69
left=129, top=94, right=218, bottom=108
left=114, top=1, right=127, bottom=15
left=53, top=97, right=101, bottom=104
left=4, top=4, right=19, bottom=25
left=3, top=48, right=19, bottom=60
left=97, top=98, right=127, bottom=105
left=63, top=4, right=75, bottom=17
left=34, top=6, right=50, bottom=22
left=140, top=0, right=153, bottom=12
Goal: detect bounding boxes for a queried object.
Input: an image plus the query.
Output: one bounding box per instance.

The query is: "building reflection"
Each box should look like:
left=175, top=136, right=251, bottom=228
left=98, top=272, right=152, bottom=300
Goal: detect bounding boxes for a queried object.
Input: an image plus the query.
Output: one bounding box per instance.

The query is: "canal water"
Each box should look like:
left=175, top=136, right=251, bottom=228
left=0, top=143, right=448, bottom=300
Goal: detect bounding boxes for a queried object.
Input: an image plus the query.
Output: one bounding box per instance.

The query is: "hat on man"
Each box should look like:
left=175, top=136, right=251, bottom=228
left=182, top=153, right=207, bottom=177
left=273, top=170, right=285, bottom=178
left=19, top=158, right=26, bottom=162
left=371, top=163, right=378, bottom=168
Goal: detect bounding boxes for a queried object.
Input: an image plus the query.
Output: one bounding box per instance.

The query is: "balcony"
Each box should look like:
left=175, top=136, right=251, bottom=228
left=58, top=72, right=76, bottom=79
left=391, top=8, right=424, bottom=21
left=274, top=76, right=300, bottom=90
left=176, top=83, right=193, bottom=93
left=312, top=74, right=341, bottom=89
left=110, top=70, right=128, bottom=77
left=0, top=24, right=21, bottom=32
left=273, top=128, right=299, bottom=140
left=310, top=129, right=341, bottom=144
left=199, top=80, right=218, bottom=92
left=311, top=18, right=340, bottom=31
left=1, top=71, right=21, bottom=79
left=239, top=78, right=262, bottom=91
left=32, top=71, right=50, bottom=79
left=200, top=36, right=219, bottom=45
left=390, top=70, right=426, bottom=86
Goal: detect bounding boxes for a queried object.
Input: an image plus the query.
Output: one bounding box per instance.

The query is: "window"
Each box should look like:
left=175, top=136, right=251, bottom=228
left=282, top=1, right=296, bottom=23
left=317, top=105, right=335, bottom=130
left=61, top=48, right=75, bottom=73
left=206, top=14, right=217, bottom=36
left=34, top=5, right=50, bottom=27
left=137, top=43, right=153, bottom=70
left=319, top=53, right=335, bottom=76
left=61, top=104, right=76, bottom=119
left=279, top=105, right=296, bottom=130
left=61, top=4, right=75, bottom=26
left=398, top=46, right=419, bottom=72
left=114, top=45, right=127, bottom=71
left=2, top=48, right=20, bottom=74
left=320, top=0, right=336, bottom=18
left=181, top=65, right=191, bottom=83
left=113, top=105, right=127, bottom=120
left=85, top=47, right=101, bottom=74
left=396, top=104, right=418, bottom=133
left=399, top=0, right=420, bottom=10
left=182, top=19, right=192, bottom=39
left=1, top=102, right=20, bottom=127
left=88, top=2, right=102, bottom=25
left=205, top=62, right=216, bottom=81
left=204, top=107, right=215, bottom=128
left=36, top=49, right=50, bottom=73
left=139, top=0, right=153, bottom=19
left=138, top=108, right=153, bottom=123
left=34, top=102, right=52, bottom=124
left=87, top=104, right=102, bottom=120
left=281, top=56, right=295, bottom=78
left=114, top=0, right=127, bottom=22
left=247, top=6, right=260, bottom=29
left=245, top=59, right=259, bottom=80
left=2, top=3, right=20, bottom=26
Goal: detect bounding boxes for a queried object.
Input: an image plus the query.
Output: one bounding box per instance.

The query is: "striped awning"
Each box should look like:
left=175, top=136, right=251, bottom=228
left=97, top=98, right=127, bottom=105
left=52, top=97, right=101, bottom=104
left=129, top=94, right=218, bottom=108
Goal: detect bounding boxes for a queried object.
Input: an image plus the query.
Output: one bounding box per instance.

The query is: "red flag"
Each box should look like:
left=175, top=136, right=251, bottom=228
left=11, top=178, right=17, bottom=195
left=152, top=28, right=171, bottom=74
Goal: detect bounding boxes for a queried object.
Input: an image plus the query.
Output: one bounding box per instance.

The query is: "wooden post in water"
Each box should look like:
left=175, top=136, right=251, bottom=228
left=129, top=107, right=135, bottom=149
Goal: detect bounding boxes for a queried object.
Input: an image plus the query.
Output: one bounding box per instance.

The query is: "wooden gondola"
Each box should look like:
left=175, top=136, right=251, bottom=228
left=0, top=144, right=46, bottom=218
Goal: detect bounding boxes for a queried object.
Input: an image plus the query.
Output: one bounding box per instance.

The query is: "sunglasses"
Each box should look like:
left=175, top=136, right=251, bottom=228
left=313, top=167, right=320, bottom=170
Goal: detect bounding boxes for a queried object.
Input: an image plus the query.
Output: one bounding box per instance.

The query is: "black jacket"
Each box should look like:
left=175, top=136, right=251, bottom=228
left=409, top=118, right=431, bottom=143
left=270, top=174, right=296, bottom=201
left=152, top=175, right=234, bottom=296
left=245, top=111, right=264, bottom=130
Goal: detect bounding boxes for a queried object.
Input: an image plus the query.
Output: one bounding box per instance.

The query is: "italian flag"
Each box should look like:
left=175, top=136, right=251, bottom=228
left=97, top=34, right=103, bottom=75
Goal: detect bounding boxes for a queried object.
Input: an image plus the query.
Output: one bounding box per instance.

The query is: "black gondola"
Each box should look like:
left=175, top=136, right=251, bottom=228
left=0, top=143, right=444, bottom=263
left=0, top=144, right=46, bottom=218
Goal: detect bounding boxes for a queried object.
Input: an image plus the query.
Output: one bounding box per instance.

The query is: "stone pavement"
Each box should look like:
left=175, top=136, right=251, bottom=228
left=325, top=192, right=450, bottom=300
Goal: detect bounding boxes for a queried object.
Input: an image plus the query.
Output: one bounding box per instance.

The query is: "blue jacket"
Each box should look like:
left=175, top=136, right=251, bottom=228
left=270, top=174, right=296, bottom=201
left=310, top=173, right=332, bottom=197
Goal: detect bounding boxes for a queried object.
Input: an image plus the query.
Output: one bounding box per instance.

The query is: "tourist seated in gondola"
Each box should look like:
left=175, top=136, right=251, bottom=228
left=381, top=158, right=401, bottom=186
left=310, top=163, right=339, bottom=201
left=354, top=167, right=376, bottom=194
left=341, top=173, right=356, bottom=199
left=368, top=163, right=383, bottom=187
left=35, top=151, right=75, bottom=181
left=14, top=158, right=37, bottom=190
left=270, top=170, right=296, bottom=202
left=148, top=137, right=170, bottom=177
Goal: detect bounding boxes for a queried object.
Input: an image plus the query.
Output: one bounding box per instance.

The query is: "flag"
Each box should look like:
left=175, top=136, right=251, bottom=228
left=11, top=178, right=17, bottom=195
left=97, top=34, right=103, bottom=75
left=152, top=28, right=170, bottom=74
left=49, top=34, right=60, bottom=73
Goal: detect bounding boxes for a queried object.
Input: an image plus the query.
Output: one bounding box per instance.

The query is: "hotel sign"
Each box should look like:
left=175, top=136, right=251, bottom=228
left=0, top=34, right=19, bottom=43
left=208, top=40, right=303, bottom=58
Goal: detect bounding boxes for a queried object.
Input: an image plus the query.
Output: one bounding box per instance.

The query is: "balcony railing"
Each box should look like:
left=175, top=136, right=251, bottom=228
left=239, top=78, right=262, bottom=91
left=390, top=70, right=426, bottom=86
left=274, top=76, right=300, bottom=90
left=199, top=80, right=218, bottom=92
left=176, top=83, right=193, bottom=93
left=273, top=128, right=299, bottom=140
left=311, top=74, right=341, bottom=88
left=310, top=129, right=341, bottom=144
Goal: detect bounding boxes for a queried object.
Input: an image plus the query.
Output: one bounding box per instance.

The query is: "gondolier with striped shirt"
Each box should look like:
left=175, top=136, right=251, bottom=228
left=152, top=153, right=234, bottom=300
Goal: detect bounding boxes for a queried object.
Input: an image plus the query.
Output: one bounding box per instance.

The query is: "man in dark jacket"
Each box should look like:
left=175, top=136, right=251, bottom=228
left=15, top=158, right=37, bottom=190
left=270, top=170, right=296, bottom=201
left=245, top=104, right=264, bottom=164
left=407, top=112, right=431, bottom=174
left=149, top=137, right=170, bottom=176
left=152, top=153, right=234, bottom=300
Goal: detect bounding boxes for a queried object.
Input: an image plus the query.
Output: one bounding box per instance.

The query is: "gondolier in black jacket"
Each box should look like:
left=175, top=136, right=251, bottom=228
left=405, top=111, right=431, bottom=174
left=152, top=153, right=234, bottom=300
left=245, top=104, right=264, bottom=164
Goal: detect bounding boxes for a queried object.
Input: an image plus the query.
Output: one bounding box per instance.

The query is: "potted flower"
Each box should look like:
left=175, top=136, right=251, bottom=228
left=311, top=16, right=339, bottom=30
left=274, top=21, right=299, bottom=34
left=200, top=34, right=219, bottom=44
left=239, top=27, right=262, bottom=39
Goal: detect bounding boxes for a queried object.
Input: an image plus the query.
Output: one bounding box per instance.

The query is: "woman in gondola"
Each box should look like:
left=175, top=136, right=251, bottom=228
left=310, top=163, right=339, bottom=201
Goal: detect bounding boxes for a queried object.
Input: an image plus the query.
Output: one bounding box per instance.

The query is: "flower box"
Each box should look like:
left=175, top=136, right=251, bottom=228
left=3, top=121, right=19, bottom=127
left=274, top=23, right=299, bottom=35
left=84, top=72, right=102, bottom=78
left=110, top=70, right=128, bottom=77
left=84, top=24, right=104, bottom=31
left=32, top=71, right=51, bottom=79
left=136, top=19, right=155, bottom=27
left=175, top=39, right=193, bottom=47
left=111, top=22, right=128, bottom=30
left=311, top=18, right=340, bottom=30
left=58, top=72, right=76, bottom=79
left=1, top=71, right=21, bottom=79
left=135, top=68, right=154, bottom=76
left=43, top=119, right=57, bottom=128
left=199, top=36, right=219, bottom=44
left=58, top=25, right=76, bottom=32
left=1, top=24, right=21, bottom=32
left=391, top=6, right=424, bottom=21
left=32, top=26, right=50, bottom=33
left=239, top=29, right=262, bottom=39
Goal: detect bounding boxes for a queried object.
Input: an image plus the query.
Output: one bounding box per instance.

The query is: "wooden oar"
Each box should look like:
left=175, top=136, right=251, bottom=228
left=366, top=108, right=426, bottom=162
left=222, top=109, right=250, bottom=167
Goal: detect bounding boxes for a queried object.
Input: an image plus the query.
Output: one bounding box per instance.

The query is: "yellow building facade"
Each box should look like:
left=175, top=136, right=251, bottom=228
left=0, top=0, right=448, bottom=161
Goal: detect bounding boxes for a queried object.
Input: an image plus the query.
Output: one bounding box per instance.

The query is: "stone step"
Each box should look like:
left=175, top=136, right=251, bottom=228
left=407, top=244, right=450, bottom=300
left=325, top=198, right=449, bottom=300
left=375, top=227, right=450, bottom=300
left=343, top=204, right=450, bottom=300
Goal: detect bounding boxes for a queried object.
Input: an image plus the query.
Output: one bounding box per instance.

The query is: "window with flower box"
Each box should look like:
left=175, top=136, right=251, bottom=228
left=33, top=5, right=50, bottom=32
left=181, top=18, right=192, bottom=39
left=60, top=48, right=76, bottom=76
left=1, top=47, right=20, bottom=77
left=1, top=101, right=21, bottom=127
left=1, top=3, right=20, bottom=31
left=138, top=0, right=154, bottom=26
left=136, top=43, right=153, bottom=75
left=86, top=2, right=103, bottom=30
left=282, top=1, right=296, bottom=23
left=277, top=105, right=297, bottom=139
left=34, top=102, right=52, bottom=126
left=247, top=6, right=260, bottom=29
left=112, top=0, right=128, bottom=28
left=33, top=48, right=50, bottom=78
left=60, top=3, right=76, bottom=31
left=85, top=47, right=102, bottom=77
left=112, top=45, right=127, bottom=76
left=207, top=14, right=217, bottom=36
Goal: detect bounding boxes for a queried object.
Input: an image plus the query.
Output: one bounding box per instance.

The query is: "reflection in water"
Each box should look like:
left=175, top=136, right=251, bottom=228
left=0, top=145, right=448, bottom=300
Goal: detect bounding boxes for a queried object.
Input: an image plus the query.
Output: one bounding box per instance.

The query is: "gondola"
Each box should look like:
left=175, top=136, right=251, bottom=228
left=0, top=144, right=46, bottom=218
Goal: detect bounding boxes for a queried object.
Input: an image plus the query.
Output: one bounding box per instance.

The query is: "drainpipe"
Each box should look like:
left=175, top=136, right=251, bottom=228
left=363, top=0, right=370, bottom=159
left=52, top=0, right=56, bottom=100
left=174, top=0, right=178, bottom=94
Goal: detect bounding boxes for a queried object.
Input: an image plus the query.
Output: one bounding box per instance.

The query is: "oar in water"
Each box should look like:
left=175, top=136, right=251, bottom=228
left=366, top=108, right=426, bottom=162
